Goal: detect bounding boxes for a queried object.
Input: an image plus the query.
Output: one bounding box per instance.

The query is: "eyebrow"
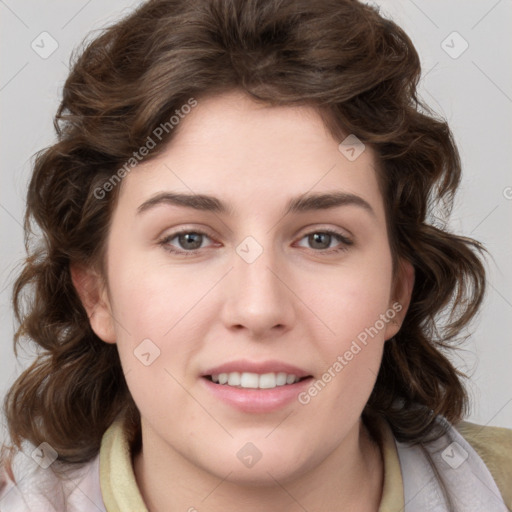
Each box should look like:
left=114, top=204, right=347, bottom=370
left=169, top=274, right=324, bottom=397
left=137, top=191, right=375, bottom=218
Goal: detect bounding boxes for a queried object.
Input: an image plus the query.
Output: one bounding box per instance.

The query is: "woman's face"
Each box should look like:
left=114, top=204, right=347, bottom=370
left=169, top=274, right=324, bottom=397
left=85, top=90, right=412, bottom=483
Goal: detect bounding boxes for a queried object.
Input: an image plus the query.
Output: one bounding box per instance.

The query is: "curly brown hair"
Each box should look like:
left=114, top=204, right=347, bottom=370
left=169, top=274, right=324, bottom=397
left=2, top=0, right=486, bottom=464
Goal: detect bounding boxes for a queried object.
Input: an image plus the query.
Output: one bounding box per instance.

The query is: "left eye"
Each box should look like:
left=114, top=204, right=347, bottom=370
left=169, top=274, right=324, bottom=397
left=296, top=231, right=351, bottom=252
left=159, top=229, right=352, bottom=255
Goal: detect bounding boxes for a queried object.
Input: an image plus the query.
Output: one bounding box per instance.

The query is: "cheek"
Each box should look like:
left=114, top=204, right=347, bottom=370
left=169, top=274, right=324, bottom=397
left=307, top=250, right=393, bottom=401
left=303, top=286, right=391, bottom=418
left=107, top=247, right=204, bottom=339
left=108, top=259, right=200, bottom=424
left=318, top=252, right=394, bottom=337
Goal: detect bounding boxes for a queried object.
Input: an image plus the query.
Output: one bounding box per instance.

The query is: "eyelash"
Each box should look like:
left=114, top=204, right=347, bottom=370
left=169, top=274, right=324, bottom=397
left=158, top=228, right=353, bottom=257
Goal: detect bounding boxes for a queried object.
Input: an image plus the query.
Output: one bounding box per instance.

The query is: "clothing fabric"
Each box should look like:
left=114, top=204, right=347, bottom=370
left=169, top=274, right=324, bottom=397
left=1, top=415, right=511, bottom=511
left=396, top=417, right=509, bottom=511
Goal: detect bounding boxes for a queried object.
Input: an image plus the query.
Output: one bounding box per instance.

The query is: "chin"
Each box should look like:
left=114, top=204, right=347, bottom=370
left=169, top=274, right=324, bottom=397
left=197, top=445, right=312, bottom=486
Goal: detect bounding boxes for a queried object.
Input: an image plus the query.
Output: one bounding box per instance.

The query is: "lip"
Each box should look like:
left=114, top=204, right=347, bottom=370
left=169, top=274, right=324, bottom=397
left=201, top=375, right=314, bottom=413
left=201, top=359, right=311, bottom=379
left=200, top=359, right=313, bottom=413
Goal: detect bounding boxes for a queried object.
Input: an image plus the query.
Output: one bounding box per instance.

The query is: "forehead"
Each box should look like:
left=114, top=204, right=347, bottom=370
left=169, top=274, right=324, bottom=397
left=117, top=90, right=385, bottom=221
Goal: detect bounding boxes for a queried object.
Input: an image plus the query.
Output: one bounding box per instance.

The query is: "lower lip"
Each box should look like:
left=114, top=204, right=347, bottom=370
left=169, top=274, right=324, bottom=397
left=201, top=377, right=313, bottom=413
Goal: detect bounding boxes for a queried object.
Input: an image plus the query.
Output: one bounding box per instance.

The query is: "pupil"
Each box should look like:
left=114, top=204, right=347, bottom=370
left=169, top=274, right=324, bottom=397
left=180, top=233, right=202, bottom=249
left=310, top=233, right=329, bottom=249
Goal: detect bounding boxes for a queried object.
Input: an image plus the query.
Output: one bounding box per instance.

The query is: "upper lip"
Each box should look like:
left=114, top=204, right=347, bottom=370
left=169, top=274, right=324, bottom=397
left=201, top=359, right=312, bottom=378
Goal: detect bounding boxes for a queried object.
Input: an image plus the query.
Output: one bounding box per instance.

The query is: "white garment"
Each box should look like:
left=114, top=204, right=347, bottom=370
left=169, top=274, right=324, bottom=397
left=0, top=446, right=105, bottom=512
left=398, top=416, right=509, bottom=511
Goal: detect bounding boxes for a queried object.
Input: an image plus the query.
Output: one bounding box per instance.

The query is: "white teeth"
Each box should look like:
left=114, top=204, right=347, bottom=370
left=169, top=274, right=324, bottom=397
left=209, top=371, right=303, bottom=389
left=227, top=372, right=241, bottom=386
left=258, top=373, right=276, bottom=389
left=276, top=372, right=287, bottom=386
left=240, top=372, right=260, bottom=388
left=286, top=374, right=296, bottom=385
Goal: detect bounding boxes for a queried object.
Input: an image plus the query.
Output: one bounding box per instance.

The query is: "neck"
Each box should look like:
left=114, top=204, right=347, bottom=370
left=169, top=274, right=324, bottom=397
left=133, top=418, right=384, bottom=512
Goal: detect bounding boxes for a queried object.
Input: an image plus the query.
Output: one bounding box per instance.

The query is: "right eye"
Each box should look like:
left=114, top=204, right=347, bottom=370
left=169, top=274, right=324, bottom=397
left=159, top=230, right=216, bottom=256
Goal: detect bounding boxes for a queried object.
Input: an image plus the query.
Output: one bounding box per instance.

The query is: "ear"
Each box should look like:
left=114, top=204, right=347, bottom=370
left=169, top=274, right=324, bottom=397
left=384, top=258, right=415, bottom=341
left=70, top=263, right=116, bottom=344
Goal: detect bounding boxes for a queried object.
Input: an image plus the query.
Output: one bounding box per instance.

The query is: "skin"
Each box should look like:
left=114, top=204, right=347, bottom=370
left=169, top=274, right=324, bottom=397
left=73, top=90, right=414, bottom=511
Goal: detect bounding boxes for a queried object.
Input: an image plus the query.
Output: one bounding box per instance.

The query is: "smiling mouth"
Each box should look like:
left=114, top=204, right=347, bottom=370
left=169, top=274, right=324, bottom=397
left=203, top=371, right=312, bottom=390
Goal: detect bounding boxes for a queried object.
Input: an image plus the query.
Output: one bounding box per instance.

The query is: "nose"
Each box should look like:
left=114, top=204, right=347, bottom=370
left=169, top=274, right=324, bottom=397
left=220, top=239, right=296, bottom=339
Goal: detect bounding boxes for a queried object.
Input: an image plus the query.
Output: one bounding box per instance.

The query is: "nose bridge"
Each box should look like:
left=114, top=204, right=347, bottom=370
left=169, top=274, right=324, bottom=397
left=224, top=234, right=294, bottom=334
left=235, top=234, right=284, bottom=305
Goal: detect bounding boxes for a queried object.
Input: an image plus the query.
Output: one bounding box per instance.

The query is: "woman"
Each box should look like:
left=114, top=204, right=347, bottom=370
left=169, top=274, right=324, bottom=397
left=1, top=0, right=511, bottom=510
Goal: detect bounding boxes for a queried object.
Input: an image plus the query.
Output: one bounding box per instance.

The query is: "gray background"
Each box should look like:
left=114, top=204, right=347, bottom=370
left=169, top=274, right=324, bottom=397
left=1, top=0, right=511, bottom=444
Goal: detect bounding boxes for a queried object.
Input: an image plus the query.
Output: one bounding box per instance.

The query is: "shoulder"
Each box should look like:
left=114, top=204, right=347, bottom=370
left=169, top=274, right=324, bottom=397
left=455, top=420, right=512, bottom=509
